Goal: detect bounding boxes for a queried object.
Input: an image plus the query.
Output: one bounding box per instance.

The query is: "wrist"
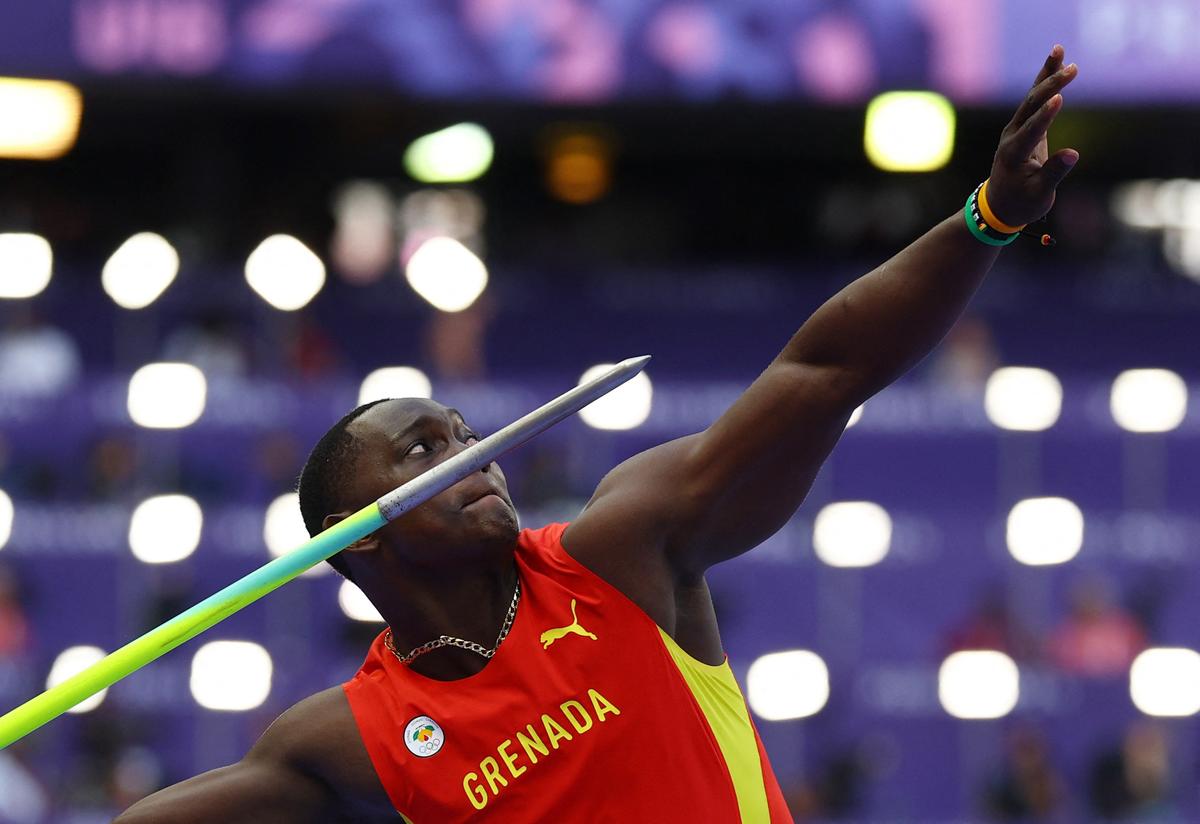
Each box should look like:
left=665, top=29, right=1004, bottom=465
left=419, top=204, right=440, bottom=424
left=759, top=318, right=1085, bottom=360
left=964, top=183, right=1019, bottom=247
left=978, top=179, right=1026, bottom=233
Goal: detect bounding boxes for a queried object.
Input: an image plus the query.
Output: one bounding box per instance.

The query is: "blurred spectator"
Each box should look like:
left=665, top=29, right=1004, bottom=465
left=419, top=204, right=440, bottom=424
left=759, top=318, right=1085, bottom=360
left=287, top=317, right=341, bottom=378
left=161, top=310, right=248, bottom=377
left=946, top=588, right=1039, bottom=662
left=785, top=744, right=872, bottom=821
left=424, top=299, right=491, bottom=380
left=56, top=712, right=163, bottom=820
left=982, top=727, right=1067, bottom=822
left=0, top=564, right=31, bottom=659
left=84, top=436, right=138, bottom=502
left=0, top=308, right=81, bottom=396
left=1089, top=722, right=1175, bottom=820
left=1048, top=577, right=1147, bottom=678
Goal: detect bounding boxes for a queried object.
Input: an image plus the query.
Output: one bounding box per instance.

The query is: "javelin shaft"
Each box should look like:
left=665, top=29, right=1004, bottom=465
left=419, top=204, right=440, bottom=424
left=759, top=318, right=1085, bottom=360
left=0, top=356, right=650, bottom=749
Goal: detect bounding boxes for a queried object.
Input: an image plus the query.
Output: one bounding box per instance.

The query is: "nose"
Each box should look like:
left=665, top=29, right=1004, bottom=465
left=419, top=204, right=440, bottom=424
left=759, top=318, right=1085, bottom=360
left=446, top=438, right=491, bottom=473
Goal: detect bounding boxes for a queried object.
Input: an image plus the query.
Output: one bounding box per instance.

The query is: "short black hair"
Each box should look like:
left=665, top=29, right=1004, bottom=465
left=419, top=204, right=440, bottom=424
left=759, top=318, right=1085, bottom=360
left=297, top=399, right=391, bottom=581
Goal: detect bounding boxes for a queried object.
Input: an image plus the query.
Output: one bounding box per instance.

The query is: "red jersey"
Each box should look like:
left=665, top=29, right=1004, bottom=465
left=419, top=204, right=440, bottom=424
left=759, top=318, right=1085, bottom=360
left=343, top=523, right=792, bottom=823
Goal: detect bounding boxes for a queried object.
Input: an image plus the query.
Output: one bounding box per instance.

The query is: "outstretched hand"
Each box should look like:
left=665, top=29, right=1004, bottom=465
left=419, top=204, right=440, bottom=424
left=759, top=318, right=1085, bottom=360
left=986, top=45, right=1080, bottom=228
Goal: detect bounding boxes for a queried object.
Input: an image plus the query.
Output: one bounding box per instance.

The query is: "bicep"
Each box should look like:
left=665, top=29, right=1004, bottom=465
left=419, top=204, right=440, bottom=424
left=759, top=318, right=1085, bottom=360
left=570, top=360, right=855, bottom=572
left=678, top=359, right=855, bottom=549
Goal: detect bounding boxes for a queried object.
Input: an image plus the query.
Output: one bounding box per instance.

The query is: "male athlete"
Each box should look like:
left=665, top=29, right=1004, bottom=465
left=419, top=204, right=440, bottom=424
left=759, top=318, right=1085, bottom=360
left=117, top=48, right=1079, bottom=823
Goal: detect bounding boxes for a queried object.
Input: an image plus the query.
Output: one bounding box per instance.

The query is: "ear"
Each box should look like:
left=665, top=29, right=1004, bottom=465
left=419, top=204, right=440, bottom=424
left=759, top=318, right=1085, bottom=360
left=322, top=511, right=382, bottom=555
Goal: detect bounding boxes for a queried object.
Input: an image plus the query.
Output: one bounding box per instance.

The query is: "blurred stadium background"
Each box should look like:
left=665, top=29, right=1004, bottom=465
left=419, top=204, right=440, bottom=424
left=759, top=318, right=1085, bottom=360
left=1, top=0, right=1199, bottom=821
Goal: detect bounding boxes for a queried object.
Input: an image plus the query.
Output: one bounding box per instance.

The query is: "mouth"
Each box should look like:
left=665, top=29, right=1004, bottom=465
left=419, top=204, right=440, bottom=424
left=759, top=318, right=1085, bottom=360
left=462, top=492, right=504, bottom=509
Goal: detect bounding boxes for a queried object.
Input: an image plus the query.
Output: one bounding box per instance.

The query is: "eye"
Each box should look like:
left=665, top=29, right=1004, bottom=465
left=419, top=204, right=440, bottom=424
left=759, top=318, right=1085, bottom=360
left=405, top=441, right=431, bottom=457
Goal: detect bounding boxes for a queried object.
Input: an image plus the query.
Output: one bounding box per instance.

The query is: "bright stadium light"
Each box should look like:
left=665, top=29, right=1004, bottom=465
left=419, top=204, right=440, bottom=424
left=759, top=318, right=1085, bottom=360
left=746, top=650, right=829, bottom=720
left=0, top=488, right=11, bottom=550
left=1168, top=226, right=1200, bottom=280
left=101, top=232, right=180, bottom=309
left=1130, top=648, right=1200, bottom=717
left=47, top=646, right=108, bottom=713
left=403, top=123, right=494, bottom=184
left=0, top=233, right=53, bottom=299
left=127, top=363, right=207, bottom=429
left=864, top=91, right=956, bottom=172
left=1110, top=369, right=1188, bottom=433
left=984, top=367, right=1063, bottom=431
left=404, top=237, right=488, bottom=313
left=190, top=641, right=273, bottom=711
left=939, top=651, right=1019, bottom=719
left=813, top=501, right=892, bottom=568
left=262, top=493, right=328, bottom=577
left=577, top=363, right=653, bottom=431
left=0, top=77, right=83, bottom=159
left=1153, top=178, right=1191, bottom=227
left=338, top=580, right=384, bottom=623
left=129, top=495, right=203, bottom=564
left=358, top=366, right=433, bottom=405
left=245, top=235, right=326, bottom=311
left=263, top=493, right=307, bottom=558
left=1006, top=497, right=1083, bottom=566
left=1111, top=180, right=1165, bottom=230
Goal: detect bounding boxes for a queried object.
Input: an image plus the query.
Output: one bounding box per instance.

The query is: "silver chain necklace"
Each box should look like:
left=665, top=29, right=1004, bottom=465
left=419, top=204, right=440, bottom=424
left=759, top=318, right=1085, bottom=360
left=384, top=578, right=520, bottom=665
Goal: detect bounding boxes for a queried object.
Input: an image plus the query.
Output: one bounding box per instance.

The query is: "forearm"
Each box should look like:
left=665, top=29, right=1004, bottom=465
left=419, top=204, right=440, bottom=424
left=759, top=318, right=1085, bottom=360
left=779, top=50, right=1080, bottom=402
left=780, top=212, right=999, bottom=400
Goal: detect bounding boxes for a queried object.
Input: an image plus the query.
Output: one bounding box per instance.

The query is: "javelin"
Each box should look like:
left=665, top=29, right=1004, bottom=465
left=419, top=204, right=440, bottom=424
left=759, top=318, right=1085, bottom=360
left=0, top=356, right=651, bottom=749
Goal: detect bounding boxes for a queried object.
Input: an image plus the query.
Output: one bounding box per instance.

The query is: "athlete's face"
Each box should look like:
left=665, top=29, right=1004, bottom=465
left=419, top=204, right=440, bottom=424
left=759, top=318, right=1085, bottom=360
left=343, top=398, right=519, bottom=564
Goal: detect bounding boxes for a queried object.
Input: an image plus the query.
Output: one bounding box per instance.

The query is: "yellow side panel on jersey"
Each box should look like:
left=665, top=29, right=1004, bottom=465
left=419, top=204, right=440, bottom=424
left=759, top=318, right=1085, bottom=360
left=657, top=628, right=770, bottom=823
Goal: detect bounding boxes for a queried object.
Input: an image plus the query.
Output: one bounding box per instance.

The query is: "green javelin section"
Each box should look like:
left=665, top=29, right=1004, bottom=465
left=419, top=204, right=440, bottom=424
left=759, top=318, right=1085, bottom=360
left=0, top=503, right=386, bottom=749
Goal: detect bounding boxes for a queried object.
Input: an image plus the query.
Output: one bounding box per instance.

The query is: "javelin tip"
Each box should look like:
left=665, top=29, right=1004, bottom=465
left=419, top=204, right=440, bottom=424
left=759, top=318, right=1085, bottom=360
left=617, top=355, right=652, bottom=372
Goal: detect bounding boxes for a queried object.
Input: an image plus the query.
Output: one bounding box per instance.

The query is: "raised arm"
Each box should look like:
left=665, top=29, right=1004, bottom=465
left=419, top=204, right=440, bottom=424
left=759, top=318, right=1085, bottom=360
left=115, top=688, right=397, bottom=824
left=566, top=47, right=1079, bottom=579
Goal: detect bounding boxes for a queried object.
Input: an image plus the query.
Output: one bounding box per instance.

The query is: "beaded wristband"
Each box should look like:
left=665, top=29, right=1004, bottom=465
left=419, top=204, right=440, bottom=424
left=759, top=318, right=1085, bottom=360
left=964, top=185, right=1019, bottom=247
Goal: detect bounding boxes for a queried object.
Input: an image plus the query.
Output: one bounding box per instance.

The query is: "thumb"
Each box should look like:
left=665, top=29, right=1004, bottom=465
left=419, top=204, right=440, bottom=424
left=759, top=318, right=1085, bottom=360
left=1039, top=149, right=1079, bottom=189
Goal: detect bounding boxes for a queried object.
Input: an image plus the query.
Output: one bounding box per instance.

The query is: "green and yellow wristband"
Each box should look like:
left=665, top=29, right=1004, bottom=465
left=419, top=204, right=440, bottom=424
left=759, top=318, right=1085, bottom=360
left=964, top=180, right=1023, bottom=247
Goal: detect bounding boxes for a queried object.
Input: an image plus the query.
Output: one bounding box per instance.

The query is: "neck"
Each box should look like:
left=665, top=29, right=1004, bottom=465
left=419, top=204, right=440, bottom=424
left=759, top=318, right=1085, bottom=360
left=359, top=544, right=520, bottom=680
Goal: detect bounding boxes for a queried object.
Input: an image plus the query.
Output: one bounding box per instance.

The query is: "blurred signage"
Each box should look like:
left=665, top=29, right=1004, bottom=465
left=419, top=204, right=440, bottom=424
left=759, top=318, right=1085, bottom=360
left=0, top=0, right=1197, bottom=103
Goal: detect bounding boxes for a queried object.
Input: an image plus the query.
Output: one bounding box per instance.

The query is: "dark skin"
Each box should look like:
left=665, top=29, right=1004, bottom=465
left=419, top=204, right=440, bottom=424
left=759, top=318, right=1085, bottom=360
left=116, top=48, right=1079, bottom=823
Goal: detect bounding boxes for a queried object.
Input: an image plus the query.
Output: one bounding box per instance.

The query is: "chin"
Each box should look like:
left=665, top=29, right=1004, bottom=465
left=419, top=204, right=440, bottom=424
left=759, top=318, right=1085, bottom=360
left=479, top=511, right=520, bottom=546
left=451, top=494, right=517, bottom=539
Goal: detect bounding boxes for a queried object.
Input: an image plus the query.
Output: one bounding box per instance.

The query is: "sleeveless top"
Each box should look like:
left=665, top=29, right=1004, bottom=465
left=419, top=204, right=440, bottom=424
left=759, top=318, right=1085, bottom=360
left=342, top=523, right=793, bottom=823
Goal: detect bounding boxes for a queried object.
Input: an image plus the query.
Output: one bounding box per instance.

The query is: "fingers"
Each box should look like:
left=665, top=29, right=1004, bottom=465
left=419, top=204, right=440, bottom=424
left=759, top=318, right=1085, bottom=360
left=1008, top=61, right=1077, bottom=133
left=1008, top=92, right=1064, bottom=160
left=1032, top=44, right=1065, bottom=87
left=1039, top=148, right=1080, bottom=189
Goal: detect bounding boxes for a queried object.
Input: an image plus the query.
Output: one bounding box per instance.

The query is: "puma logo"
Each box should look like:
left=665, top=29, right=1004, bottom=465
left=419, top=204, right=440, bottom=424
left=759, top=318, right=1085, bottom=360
left=540, top=599, right=597, bottom=649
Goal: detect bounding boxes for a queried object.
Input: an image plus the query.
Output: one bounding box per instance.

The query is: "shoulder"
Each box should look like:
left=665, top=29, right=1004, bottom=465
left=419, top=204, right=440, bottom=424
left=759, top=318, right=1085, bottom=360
left=251, top=687, right=396, bottom=818
left=250, top=687, right=349, bottom=756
